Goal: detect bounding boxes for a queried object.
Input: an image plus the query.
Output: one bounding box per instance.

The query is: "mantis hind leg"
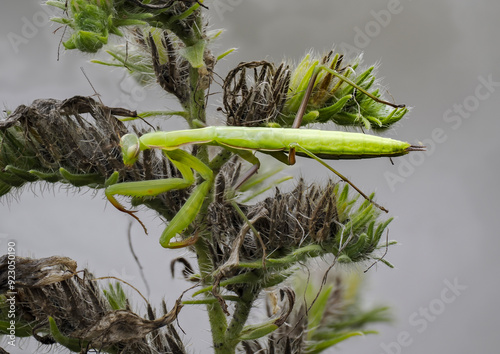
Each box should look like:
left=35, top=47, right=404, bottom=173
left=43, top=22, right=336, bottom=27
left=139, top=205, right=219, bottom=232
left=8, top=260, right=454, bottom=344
left=289, top=142, right=388, bottom=213
left=288, top=66, right=322, bottom=164
left=286, top=64, right=405, bottom=165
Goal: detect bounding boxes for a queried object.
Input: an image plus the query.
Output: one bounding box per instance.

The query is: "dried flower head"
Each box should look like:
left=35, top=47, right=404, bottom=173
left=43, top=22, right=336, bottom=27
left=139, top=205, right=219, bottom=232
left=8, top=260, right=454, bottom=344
left=0, top=255, right=185, bottom=353
left=206, top=160, right=393, bottom=286
left=0, top=96, right=189, bottom=220
left=223, top=61, right=290, bottom=127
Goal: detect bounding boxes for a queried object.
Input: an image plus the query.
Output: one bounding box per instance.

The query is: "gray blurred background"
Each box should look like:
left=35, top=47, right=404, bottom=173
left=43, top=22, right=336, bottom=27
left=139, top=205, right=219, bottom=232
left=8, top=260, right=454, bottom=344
left=1, top=0, right=499, bottom=353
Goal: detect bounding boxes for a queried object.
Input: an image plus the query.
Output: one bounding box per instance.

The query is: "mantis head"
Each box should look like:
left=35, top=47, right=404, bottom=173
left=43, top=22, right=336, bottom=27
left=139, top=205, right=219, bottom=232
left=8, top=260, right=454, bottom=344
left=120, top=134, right=141, bottom=166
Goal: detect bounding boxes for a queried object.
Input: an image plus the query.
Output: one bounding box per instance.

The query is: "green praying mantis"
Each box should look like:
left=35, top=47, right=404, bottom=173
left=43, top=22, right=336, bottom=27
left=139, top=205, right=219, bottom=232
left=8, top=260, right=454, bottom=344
left=105, top=65, right=424, bottom=248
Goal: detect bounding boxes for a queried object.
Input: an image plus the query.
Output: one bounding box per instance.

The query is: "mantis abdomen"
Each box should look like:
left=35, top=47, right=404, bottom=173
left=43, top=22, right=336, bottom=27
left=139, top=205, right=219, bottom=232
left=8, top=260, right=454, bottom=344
left=139, top=126, right=421, bottom=159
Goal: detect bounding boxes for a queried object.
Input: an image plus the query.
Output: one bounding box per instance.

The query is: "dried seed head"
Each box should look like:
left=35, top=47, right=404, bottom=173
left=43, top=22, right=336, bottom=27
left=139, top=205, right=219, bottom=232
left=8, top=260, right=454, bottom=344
left=0, top=96, right=189, bottom=220
left=223, top=61, right=291, bottom=126
left=207, top=161, right=392, bottom=273
left=0, top=255, right=186, bottom=353
left=245, top=272, right=392, bottom=353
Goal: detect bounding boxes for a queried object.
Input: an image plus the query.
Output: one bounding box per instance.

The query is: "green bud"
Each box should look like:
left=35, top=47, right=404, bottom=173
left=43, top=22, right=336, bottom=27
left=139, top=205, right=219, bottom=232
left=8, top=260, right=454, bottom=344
left=281, top=51, right=408, bottom=130
left=47, top=0, right=151, bottom=53
left=64, top=30, right=108, bottom=52
left=104, top=171, right=120, bottom=187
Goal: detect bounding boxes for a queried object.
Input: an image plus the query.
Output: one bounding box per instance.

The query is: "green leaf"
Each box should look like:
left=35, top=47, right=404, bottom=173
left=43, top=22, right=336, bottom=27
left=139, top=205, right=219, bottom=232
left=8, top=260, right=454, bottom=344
left=239, top=321, right=278, bottom=341
left=49, top=316, right=87, bottom=352
left=307, top=330, right=377, bottom=354
left=59, top=167, right=104, bottom=186
left=307, top=285, right=333, bottom=337
left=217, top=48, right=236, bottom=61
left=180, top=40, right=206, bottom=68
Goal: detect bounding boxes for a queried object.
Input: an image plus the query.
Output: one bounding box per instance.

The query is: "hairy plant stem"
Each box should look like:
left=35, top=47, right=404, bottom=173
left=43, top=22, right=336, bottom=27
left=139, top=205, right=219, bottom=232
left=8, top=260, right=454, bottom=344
left=193, top=233, right=229, bottom=352
left=187, top=65, right=207, bottom=127
left=180, top=25, right=242, bottom=352
left=187, top=59, right=258, bottom=350
left=223, top=285, right=259, bottom=353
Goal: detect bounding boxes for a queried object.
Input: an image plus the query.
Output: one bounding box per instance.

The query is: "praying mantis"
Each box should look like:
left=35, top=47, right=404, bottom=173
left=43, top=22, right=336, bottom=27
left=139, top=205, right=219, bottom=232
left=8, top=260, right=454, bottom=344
left=105, top=64, right=424, bottom=248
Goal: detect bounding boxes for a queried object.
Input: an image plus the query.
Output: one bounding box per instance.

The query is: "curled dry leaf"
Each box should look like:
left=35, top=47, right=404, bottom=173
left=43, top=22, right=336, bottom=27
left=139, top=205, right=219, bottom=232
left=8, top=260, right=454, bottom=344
left=70, top=299, right=183, bottom=348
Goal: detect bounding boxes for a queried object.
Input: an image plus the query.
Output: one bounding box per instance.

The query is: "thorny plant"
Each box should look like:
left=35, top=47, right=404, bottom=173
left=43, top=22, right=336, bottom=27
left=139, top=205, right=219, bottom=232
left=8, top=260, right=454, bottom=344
left=0, top=1, right=417, bottom=353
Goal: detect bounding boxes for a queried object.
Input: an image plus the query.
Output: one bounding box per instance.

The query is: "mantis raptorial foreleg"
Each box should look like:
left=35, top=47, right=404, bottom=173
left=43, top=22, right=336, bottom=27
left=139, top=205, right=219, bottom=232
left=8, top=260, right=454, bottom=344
left=106, top=148, right=213, bottom=248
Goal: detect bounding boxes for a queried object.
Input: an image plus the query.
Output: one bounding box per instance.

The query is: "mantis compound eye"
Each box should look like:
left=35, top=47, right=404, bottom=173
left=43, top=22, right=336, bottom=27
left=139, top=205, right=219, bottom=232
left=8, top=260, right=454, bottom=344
left=120, top=134, right=141, bottom=166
